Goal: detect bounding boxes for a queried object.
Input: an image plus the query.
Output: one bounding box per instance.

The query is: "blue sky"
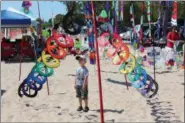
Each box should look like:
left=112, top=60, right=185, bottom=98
left=1, top=1, right=67, bottom=21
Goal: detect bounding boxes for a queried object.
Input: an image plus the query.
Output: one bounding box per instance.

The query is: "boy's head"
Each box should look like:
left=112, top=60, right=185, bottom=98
left=172, top=26, right=177, bottom=32
left=76, top=55, right=87, bottom=66
left=75, top=38, right=79, bottom=41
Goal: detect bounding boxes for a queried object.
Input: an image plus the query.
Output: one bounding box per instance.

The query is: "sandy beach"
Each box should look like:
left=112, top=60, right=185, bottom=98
left=1, top=55, right=184, bottom=122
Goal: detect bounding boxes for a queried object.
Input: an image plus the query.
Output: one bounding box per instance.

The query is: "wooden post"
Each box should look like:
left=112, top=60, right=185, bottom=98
left=46, top=78, right=50, bottom=95
left=124, top=74, right=129, bottom=90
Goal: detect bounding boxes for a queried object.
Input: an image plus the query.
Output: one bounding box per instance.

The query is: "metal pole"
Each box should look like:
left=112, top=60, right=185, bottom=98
left=37, top=0, right=44, bottom=50
left=91, top=1, right=104, bottom=123
left=37, top=0, right=42, bottom=37
left=37, top=0, right=50, bottom=95
left=153, top=40, right=156, bottom=81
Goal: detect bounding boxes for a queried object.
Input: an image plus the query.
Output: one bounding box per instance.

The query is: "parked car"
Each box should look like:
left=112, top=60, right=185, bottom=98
left=119, top=22, right=157, bottom=45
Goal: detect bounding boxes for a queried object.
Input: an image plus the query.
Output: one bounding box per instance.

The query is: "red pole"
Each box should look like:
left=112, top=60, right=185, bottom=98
left=91, top=1, right=104, bottom=123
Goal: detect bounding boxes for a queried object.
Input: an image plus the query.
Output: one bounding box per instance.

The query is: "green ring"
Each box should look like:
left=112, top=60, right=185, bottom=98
left=32, top=62, right=54, bottom=77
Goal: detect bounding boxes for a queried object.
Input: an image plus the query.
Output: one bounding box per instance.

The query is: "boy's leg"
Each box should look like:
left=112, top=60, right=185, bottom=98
left=83, top=99, right=89, bottom=112
left=84, top=99, right=88, bottom=107
left=79, top=98, right=82, bottom=107
left=76, top=85, right=83, bottom=111
left=82, top=87, right=89, bottom=112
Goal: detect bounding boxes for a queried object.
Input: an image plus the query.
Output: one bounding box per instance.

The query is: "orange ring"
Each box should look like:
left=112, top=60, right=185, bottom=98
left=46, top=36, right=67, bottom=59
left=112, top=54, right=122, bottom=65
left=54, top=34, right=74, bottom=48
left=54, top=34, right=66, bottom=48
left=110, top=33, right=130, bottom=62
left=118, top=44, right=130, bottom=62
left=111, top=33, right=123, bottom=49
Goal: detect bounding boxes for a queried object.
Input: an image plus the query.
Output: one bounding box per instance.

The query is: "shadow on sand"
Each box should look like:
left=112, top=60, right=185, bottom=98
left=67, top=74, right=76, bottom=77
left=92, top=109, right=124, bottom=114
left=1, top=89, right=6, bottom=96
left=156, top=71, right=174, bottom=74
left=101, top=70, right=119, bottom=74
left=147, top=98, right=183, bottom=123
left=106, top=78, right=132, bottom=86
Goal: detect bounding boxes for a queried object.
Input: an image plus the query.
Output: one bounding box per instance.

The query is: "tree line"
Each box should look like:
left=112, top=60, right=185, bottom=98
left=40, top=1, right=185, bottom=29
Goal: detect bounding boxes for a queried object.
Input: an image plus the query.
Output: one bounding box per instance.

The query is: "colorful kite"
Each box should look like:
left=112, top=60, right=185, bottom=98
left=22, top=0, right=32, bottom=14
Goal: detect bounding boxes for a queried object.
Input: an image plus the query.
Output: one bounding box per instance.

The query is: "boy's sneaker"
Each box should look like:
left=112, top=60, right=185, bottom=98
left=77, top=106, right=83, bottom=111
left=83, top=106, right=89, bottom=112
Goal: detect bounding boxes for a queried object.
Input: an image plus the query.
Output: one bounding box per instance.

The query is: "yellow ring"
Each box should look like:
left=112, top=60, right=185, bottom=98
left=41, top=50, right=60, bottom=68
left=119, top=53, right=136, bottom=74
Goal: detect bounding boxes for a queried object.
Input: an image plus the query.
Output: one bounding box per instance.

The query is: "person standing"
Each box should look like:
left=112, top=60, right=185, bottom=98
left=164, top=26, right=180, bottom=67
left=74, top=55, right=89, bottom=112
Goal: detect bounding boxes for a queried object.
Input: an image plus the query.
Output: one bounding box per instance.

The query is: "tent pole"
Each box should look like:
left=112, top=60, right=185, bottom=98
left=91, top=1, right=104, bottom=123
left=19, top=56, right=22, bottom=81
left=19, top=39, right=23, bottom=81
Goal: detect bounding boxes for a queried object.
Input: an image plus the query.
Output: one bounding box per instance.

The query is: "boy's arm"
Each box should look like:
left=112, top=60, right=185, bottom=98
left=74, top=69, right=77, bottom=89
left=82, top=68, right=89, bottom=89
left=74, top=79, right=76, bottom=88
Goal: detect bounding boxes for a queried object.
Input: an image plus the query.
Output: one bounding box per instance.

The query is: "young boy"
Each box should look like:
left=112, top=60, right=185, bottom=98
left=75, top=55, right=89, bottom=112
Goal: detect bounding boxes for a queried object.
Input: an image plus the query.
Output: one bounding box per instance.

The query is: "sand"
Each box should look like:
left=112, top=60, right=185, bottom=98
left=1, top=55, right=184, bottom=122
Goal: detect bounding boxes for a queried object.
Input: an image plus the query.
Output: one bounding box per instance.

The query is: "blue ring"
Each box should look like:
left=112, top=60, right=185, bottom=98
left=29, top=70, right=47, bottom=85
left=130, top=66, right=147, bottom=89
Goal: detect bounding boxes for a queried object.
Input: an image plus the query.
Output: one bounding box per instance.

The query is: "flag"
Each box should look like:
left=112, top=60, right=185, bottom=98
left=140, top=2, right=145, bottom=25
left=115, top=0, right=119, bottom=21
left=130, top=3, right=138, bottom=49
left=130, top=3, right=135, bottom=29
left=155, top=2, right=162, bottom=39
left=171, top=1, right=178, bottom=26
left=120, top=1, right=124, bottom=22
left=139, top=2, right=145, bottom=42
left=147, top=0, right=151, bottom=37
left=162, top=1, right=169, bottom=37
left=183, top=16, right=185, bottom=38
left=106, top=1, right=110, bottom=19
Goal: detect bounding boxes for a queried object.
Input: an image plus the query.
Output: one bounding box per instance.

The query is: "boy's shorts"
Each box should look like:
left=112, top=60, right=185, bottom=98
left=75, top=85, right=88, bottom=100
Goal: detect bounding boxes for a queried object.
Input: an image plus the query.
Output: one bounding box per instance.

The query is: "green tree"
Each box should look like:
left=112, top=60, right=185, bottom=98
left=59, top=1, right=185, bottom=27
left=54, top=14, right=64, bottom=25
